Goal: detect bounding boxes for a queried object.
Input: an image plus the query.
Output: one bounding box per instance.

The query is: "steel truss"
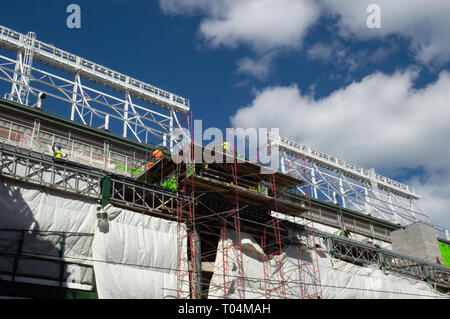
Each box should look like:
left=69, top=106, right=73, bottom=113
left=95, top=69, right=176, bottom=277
left=0, top=24, right=188, bottom=146
left=109, top=178, right=178, bottom=214
left=322, top=231, right=450, bottom=290
left=270, top=134, right=449, bottom=239
left=0, top=143, right=102, bottom=198
left=0, top=141, right=183, bottom=218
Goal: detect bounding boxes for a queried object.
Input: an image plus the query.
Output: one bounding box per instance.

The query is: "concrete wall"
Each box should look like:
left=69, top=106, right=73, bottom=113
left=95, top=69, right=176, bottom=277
left=391, top=222, right=444, bottom=264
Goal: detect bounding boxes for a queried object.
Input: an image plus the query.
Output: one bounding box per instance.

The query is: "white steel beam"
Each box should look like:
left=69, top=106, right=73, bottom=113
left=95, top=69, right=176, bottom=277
left=269, top=133, right=419, bottom=199
left=270, top=134, right=449, bottom=239
left=0, top=52, right=174, bottom=144
left=0, top=24, right=190, bottom=113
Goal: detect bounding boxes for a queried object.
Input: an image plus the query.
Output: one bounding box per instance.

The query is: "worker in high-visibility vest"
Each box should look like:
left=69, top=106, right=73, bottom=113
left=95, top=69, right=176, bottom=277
left=52, top=143, right=67, bottom=159
left=146, top=148, right=162, bottom=171
left=222, top=141, right=230, bottom=152
left=340, top=228, right=350, bottom=238
left=153, top=148, right=163, bottom=160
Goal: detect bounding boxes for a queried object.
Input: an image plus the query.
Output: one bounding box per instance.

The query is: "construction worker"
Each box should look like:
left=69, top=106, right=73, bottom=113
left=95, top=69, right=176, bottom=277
left=52, top=143, right=67, bottom=159
left=146, top=148, right=162, bottom=170
left=222, top=141, right=230, bottom=152
left=340, top=227, right=350, bottom=238
left=153, top=148, right=163, bottom=160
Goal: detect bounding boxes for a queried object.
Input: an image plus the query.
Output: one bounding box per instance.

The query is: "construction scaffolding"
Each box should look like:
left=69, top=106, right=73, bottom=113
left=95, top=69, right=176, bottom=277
left=269, top=142, right=323, bottom=299
left=296, top=229, right=323, bottom=299
left=261, top=154, right=287, bottom=299
left=174, top=112, right=199, bottom=299
left=220, top=128, right=246, bottom=299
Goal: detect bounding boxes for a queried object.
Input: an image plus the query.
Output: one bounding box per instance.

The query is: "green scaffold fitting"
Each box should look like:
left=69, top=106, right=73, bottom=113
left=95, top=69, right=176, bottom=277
left=101, top=176, right=111, bottom=208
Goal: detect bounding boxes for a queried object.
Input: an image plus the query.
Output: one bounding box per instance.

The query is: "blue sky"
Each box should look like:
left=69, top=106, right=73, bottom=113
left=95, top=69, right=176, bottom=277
left=1, top=0, right=449, bottom=231
left=0, top=1, right=437, bottom=131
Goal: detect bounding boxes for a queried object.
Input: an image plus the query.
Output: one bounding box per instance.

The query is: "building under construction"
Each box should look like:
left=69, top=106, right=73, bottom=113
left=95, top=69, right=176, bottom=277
left=0, top=25, right=449, bottom=299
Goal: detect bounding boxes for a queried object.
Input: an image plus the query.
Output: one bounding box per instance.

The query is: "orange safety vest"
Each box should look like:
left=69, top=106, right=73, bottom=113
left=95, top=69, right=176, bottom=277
left=147, top=162, right=154, bottom=169
left=153, top=149, right=163, bottom=159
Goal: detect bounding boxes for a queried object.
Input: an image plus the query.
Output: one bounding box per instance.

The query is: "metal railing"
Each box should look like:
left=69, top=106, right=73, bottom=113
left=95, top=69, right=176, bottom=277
left=0, top=143, right=103, bottom=198
left=0, top=116, right=148, bottom=177
left=0, top=228, right=95, bottom=291
left=320, top=231, right=450, bottom=290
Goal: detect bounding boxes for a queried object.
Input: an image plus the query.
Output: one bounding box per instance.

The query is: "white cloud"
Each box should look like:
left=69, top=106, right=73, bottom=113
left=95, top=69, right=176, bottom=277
left=201, top=0, right=319, bottom=52
left=159, top=0, right=212, bottom=15
left=408, top=172, right=450, bottom=233
left=320, top=0, right=450, bottom=64
left=159, top=0, right=321, bottom=78
left=160, top=0, right=450, bottom=66
left=236, top=54, right=277, bottom=79
left=160, top=0, right=320, bottom=52
left=230, top=70, right=450, bottom=231
left=306, top=43, right=335, bottom=61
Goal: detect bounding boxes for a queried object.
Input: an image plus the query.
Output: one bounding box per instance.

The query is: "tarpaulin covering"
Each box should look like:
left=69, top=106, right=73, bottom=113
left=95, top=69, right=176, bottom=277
left=208, top=229, right=447, bottom=299
left=0, top=180, right=188, bottom=298
left=0, top=180, right=96, bottom=289
left=92, top=206, right=188, bottom=299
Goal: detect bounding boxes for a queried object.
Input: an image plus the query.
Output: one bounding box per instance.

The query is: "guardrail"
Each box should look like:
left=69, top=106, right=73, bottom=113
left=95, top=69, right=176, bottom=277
left=0, top=143, right=103, bottom=198
left=319, top=231, right=450, bottom=290
left=0, top=228, right=95, bottom=291
left=0, top=116, right=148, bottom=177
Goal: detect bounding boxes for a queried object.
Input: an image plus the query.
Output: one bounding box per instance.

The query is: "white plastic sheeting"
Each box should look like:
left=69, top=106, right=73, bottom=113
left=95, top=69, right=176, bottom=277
left=0, top=180, right=96, bottom=289
left=208, top=230, right=321, bottom=299
left=0, top=179, right=189, bottom=298
left=208, top=230, right=266, bottom=299
left=319, top=256, right=444, bottom=298
left=208, top=229, right=447, bottom=299
left=92, top=206, right=188, bottom=299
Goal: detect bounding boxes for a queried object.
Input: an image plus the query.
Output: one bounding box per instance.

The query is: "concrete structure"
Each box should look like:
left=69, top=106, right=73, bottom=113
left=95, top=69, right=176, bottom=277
left=391, top=222, right=444, bottom=265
